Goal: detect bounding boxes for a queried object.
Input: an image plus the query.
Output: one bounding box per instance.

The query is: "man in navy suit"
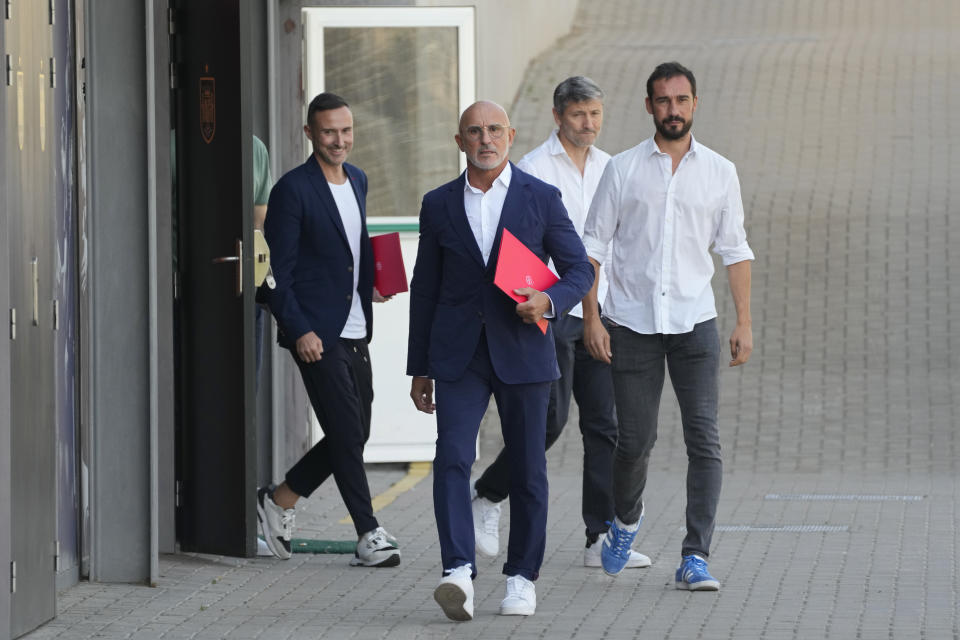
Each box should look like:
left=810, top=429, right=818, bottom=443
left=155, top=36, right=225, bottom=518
left=408, top=101, right=593, bottom=620
left=257, top=92, right=400, bottom=568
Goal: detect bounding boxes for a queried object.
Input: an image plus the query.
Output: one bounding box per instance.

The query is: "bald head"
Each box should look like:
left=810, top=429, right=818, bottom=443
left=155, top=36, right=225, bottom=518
left=458, top=100, right=510, bottom=133
left=456, top=100, right=516, bottom=173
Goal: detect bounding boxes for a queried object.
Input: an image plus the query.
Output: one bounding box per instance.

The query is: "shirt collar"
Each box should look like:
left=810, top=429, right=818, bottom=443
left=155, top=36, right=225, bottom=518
left=464, top=161, right=512, bottom=194
left=648, top=134, right=699, bottom=157
left=549, top=129, right=602, bottom=166
left=547, top=129, right=566, bottom=156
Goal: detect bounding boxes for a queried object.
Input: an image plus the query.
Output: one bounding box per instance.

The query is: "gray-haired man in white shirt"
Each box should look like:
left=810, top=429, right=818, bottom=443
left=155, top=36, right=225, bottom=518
left=582, top=62, right=754, bottom=590
left=471, top=76, right=650, bottom=570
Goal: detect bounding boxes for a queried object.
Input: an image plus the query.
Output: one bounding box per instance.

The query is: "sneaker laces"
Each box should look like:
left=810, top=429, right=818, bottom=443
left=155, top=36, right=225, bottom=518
left=481, top=501, right=501, bottom=536
left=682, top=555, right=708, bottom=577
left=506, top=575, right=533, bottom=599
left=279, top=509, right=294, bottom=541
left=605, top=520, right=633, bottom=557
left=367, top=527, right=388, bottom=548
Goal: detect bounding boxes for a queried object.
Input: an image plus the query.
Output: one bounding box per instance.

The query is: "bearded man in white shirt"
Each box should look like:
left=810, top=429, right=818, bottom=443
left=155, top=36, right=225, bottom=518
left=470, top=76, right=650, bottom=571
left=582, top=62, right=754, bottom=590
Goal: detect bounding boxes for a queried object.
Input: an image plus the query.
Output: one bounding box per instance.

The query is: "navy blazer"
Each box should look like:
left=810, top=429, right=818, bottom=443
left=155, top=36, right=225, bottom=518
left=407, top=163, right=593, bottom=385
left=263, top=157, right=374, bottom=350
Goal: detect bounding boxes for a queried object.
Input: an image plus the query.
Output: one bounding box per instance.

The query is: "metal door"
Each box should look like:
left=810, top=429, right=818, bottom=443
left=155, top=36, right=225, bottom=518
left=173, top=0, right=258, bottom=557
left=5, top=1, right=58, bottom=635
left=51, top=0, right=81, bottom=590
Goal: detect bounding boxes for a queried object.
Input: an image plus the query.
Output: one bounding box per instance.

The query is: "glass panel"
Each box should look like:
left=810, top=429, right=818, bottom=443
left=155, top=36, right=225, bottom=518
left=323, top=26, right=459, bottom=218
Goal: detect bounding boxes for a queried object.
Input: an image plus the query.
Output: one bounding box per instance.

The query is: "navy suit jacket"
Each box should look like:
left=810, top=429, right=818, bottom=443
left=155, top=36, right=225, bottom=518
left=407, top=163, right=593, bottom=385
left=263, top=157, right=374, bottom=350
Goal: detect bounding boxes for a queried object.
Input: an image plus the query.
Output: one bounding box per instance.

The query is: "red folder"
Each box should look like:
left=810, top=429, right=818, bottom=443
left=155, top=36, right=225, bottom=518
left=370, top=232, right=409, bottom=296
left=493, top=229, right=557, bottom=334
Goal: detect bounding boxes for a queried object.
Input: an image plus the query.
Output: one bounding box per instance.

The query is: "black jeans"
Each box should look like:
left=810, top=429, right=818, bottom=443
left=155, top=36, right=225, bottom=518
left=474, top=313, right=618, bottom=538
left=285, top=338, right=378, bottom=536
left=608, top=318, right=721, bottom=558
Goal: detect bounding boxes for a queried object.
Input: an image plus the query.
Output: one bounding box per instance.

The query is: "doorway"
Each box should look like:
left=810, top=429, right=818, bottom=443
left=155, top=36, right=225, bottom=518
left=171, top=0, right=259, bottom=557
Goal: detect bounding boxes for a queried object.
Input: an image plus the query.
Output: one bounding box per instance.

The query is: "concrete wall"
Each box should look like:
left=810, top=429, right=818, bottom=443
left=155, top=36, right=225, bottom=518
left=84, top=0, right=151, bottom=582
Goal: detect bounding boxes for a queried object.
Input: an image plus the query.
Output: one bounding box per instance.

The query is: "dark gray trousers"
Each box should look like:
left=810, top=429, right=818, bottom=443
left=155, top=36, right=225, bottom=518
left=608, top=318, right=721, bottom=558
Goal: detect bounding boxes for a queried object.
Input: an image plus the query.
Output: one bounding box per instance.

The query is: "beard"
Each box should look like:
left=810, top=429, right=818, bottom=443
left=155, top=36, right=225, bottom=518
left=467, top=144, right=504, bottom=170
left=655, top=116, right=693, bottom=140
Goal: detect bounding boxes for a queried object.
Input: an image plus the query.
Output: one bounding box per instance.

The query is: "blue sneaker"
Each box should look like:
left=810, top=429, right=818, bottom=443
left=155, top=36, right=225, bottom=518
left=675, top=554, right=720, bottom=591
left=601, top=508, right=643, bottom=576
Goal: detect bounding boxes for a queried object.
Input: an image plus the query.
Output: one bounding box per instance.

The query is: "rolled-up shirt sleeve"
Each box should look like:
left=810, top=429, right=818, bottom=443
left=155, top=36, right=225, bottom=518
left=583, top=160, right=620, bottom=264
left=712, top=167, right=755, bottom=265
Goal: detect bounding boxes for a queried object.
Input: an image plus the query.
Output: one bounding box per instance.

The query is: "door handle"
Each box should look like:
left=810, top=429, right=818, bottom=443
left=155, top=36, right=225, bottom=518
left=211, top=239, right=243, bottom=296
left=32, top=257, right=39, bottom=326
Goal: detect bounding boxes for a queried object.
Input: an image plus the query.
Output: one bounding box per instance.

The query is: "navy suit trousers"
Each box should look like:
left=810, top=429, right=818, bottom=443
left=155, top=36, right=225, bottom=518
left=474, top=313, right=618, bottom=539
left=433, top=330, right=551, bottom=581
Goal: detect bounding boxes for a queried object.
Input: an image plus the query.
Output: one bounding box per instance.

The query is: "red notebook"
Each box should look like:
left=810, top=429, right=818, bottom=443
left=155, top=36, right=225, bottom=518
left=370, top=232, right=409, bottom=296
left=493, top=229, right=557, bottom=334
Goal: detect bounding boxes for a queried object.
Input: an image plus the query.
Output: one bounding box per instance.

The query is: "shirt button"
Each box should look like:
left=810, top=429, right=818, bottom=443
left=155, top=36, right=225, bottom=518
left=662, top=292, right=666, bottom=296
left=347, top=265, right=353, bottom=272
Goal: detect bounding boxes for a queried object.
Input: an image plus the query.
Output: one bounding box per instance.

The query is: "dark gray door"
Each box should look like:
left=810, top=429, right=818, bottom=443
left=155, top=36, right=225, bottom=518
left=5, top=1, right=58, bottom=636
left=173, top=0, right=258, bottom=557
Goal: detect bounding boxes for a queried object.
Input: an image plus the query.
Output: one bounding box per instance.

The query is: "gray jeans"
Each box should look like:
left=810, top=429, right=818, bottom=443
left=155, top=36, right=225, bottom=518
left=608, top=318, right=721, bottom=558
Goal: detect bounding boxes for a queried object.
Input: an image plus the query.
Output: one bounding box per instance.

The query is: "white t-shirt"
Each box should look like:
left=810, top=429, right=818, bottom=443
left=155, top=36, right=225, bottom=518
left=329, top=180, right=367, bottom=339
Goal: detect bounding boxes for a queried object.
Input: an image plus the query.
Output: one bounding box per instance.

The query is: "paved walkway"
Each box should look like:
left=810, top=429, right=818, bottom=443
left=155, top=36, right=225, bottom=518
left=26, top=0, right=960, bottom=638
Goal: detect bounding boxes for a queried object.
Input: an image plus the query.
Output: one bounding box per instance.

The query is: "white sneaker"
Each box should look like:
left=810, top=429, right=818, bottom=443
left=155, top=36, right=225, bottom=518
left=585, top=538, right=651, bottom=568
left=350, top=526, right=401, bottom=567
left=256, top=486, right=294, bottom=559
left=434, top=565, right=474, bottom=621
left=256, top=536, right=275, bottom=557
left=472, top=495, right=501, bottom=557
left=500, top=574, right=536, bottom=616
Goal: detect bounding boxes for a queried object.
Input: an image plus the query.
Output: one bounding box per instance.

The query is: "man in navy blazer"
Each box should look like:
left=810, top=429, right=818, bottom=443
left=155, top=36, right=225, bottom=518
left=257, top=92, right=400, bottom=568
left=408, top=101, right=593, bottom=620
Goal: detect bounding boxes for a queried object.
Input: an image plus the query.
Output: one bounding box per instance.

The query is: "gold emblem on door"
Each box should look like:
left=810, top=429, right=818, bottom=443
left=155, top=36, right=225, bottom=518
left=200, top=75, right=215, bottom=144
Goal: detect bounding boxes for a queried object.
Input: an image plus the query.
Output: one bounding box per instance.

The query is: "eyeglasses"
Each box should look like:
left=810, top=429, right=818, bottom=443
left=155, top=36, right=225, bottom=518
left=462, top=124, right=509, bottom=141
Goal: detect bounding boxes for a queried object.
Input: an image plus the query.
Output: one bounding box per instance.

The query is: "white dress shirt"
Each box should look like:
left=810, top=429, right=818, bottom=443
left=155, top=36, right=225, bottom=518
left=463, top=162, right=555, bottom=317
left=583, top=135, right=755, bottom=335
left=517, top=130, right=611, bottom=318
left=329, top=180, right=367, bottom=339
left=464, top=162, right=512, bottom=265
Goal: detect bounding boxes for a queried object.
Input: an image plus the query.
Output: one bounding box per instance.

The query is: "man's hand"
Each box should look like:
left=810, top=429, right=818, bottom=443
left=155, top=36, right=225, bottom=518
left=372, top=287, right=394, bottom=303
left=410, top=376, right=435, bottom=414
left=726, top=261, right=752, bottom=367
left=295, top=331, right=324, bottom=363
left=729, top=323, right=753, bottom=366
left=583, top=315, right=612, bottom=364
left=514, top=288, right=551, bottom=325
